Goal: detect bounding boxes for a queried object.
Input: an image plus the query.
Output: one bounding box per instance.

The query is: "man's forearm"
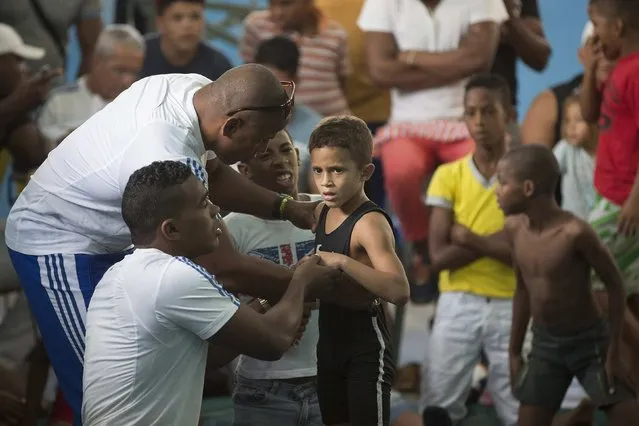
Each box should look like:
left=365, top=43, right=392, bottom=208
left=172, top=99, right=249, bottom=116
left=509, top=286, right=531, bottom=356
left=503, top=18, right=550, bottom=72
left=368, top=55, right=460, bottom=92
left=199, top=251, right=293, bottom=301
left=410, top=47, right=491, bottom=87
left=465, top=232, right=512, bottom=266
left=430, top=245, right=480, bottom=273
left=581, top=66, right=602, bottom=124
left=207, top=160, right=278, bottom=218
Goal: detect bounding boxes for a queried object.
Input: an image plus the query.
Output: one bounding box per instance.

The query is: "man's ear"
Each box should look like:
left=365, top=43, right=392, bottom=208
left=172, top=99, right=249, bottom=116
left=160, top=218, right=180, bottom=241
left=362, top=162, right=375, bottom=181
left=222, top=117, right=242, bottom=139
left=523, top=180, right=535, bottom=197
left=237, top=162, right=251, bottom=178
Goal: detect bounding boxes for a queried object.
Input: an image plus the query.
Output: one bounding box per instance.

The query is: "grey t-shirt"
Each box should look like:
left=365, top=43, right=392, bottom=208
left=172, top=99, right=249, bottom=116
left=0, top=0, right=101, bottom=71
left=553, top=140, right=596, bottom=220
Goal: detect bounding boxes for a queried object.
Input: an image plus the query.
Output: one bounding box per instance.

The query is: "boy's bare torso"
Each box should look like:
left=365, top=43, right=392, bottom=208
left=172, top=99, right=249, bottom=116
left=509, top=211, right=602, bottom=334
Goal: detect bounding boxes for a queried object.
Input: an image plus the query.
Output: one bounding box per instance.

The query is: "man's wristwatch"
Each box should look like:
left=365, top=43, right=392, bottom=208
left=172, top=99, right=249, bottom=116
left=272, top=193, right=294, bottom=220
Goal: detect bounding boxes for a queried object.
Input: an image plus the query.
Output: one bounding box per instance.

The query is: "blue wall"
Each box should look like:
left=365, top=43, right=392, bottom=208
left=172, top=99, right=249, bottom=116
left=0, top=0, right=590, bottom=218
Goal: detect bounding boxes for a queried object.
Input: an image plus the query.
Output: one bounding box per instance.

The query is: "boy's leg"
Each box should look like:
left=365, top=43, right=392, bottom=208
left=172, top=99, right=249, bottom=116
left=573, top=320, right=636, bottom=410
left=420, top=292, right=483, bottom=421
left=316, top=335, right=349, bottom=425
left=232, top=377, right=320, bottom=426
left=379, top=136, right=436, bottom=245
left=346, top=307, right=395, bottom=426
left=515, top=324, right=574, bottom=426
left=605, top=399, right=639, bottom=426
left=482, top=298, right=519, bottom=426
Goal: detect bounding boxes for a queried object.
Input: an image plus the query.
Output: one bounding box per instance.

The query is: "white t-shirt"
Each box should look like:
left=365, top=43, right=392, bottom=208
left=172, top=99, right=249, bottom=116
left=357, top=0, right=507, bottom=122
left=37, top=76, right=109, bottom=143
left=5, top=74, right=215, bottom=256
left=82, top=249, right=239, bottom=425
left=225, top=195, right=320, bottom=380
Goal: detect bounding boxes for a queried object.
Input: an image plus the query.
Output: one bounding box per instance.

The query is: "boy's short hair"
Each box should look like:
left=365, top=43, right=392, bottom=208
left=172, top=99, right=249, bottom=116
left=308, top=115, right=373, bottom=168
left=502, top=144, right=560, bottom=197
left=464, top=73, right=512, bottom=110
left=255, top=36, right=300, bottom=77
left=589, top=0, right=639, bottom=30
left=156, top=0, right=204, bottom=15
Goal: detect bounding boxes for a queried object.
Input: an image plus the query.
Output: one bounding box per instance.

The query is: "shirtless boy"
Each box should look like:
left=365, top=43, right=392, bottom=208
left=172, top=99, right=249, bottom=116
left=496, top=144, right=638, bottom=426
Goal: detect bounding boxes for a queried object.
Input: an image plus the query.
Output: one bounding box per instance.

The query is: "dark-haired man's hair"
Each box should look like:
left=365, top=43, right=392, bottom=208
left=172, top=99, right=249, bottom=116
left=589, top=0, right=639, bottom=30
left=502, top=144, right=560, bottom=197
left=308, top=115, right=373, bottom=168
left=156, top=0, right=204, bottom=15
left=464, top=73, right=513, bottom=109
left=122, top=160, right=194, bottom=244
left=254, top=36, right=300, bottom=77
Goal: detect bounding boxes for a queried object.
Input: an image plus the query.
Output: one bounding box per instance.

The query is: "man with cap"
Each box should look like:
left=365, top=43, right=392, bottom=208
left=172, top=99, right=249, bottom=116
left=0, top=23, right=60, bottom=166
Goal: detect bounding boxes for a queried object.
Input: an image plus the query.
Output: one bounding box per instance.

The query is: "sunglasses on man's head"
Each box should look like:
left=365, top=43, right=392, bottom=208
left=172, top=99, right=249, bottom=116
left=226, top=81, right=296, bottom=120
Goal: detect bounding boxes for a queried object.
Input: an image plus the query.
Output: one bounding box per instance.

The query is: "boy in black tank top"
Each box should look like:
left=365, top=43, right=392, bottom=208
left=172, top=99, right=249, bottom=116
left=308, top=116, right=410, bottom=426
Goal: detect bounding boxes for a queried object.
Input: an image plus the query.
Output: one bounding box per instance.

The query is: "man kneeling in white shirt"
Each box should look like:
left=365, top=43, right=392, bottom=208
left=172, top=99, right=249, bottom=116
left=82, top=160, right=337, bottom=425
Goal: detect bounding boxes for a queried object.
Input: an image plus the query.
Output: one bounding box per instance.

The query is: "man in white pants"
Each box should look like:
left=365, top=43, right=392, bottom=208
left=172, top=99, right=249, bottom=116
left=4, top=64, right=319, bottom=424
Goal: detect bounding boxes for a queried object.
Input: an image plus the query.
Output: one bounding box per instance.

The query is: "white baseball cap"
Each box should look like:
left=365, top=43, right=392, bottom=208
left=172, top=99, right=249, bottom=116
left=581, top=21, right=594, bottom=46
left=0, top=23, right=45, bottom=60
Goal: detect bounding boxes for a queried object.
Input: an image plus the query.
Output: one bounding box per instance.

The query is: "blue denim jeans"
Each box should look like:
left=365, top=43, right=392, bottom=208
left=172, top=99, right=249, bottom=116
left=233, top=375, right=322, bottom=426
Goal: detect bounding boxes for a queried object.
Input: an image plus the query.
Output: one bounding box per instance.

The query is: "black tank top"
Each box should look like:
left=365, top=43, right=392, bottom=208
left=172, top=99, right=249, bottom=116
left=315, top=201, right=394, bottom=352
left=315, top=201, right=392, bottom=257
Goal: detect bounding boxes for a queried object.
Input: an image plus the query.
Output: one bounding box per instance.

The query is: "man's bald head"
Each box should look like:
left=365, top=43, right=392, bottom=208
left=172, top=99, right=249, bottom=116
left=194, top=64, right=292, bottom=163
left=209, top=64, right=289, bottom=115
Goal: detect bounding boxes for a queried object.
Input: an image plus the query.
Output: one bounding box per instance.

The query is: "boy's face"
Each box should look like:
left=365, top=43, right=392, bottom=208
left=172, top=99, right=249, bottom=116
left=495, top=159, right=528, bottom=216
left=311, top=146, right=370, bottom=208
left=589, top=3, right=623, bottom=61
left=463, top=87, right=508, bottom=150
left=563, top=102, right=590, bottom=146
left=269, top=0, right=313, bottom=31
left=157, top=1, right=204, bottom=53
left=166, top=175, right=222, bottom=258
left=240, top=132, right=300, bottom=196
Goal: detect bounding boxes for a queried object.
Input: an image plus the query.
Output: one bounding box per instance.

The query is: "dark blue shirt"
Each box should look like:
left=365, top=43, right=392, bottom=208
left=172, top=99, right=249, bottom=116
left=140, top=34, right=233, bottom=81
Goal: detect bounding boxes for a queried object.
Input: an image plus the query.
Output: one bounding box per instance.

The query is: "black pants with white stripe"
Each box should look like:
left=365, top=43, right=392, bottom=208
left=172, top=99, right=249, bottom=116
left=317, top=303, right=395, bottom=426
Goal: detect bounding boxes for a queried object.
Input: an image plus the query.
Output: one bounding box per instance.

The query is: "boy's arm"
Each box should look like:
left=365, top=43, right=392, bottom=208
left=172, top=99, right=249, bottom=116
left=509, top=263, right=531, bottom=358
left=317, top=212, right=410, bottom=306
left=428, top=207, right=480, bottom=272
left=580, top=38, right=603, bottom=124
left=451, top=226, right=512, bottom=266
left=575, top=222, right=625, bottom=351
